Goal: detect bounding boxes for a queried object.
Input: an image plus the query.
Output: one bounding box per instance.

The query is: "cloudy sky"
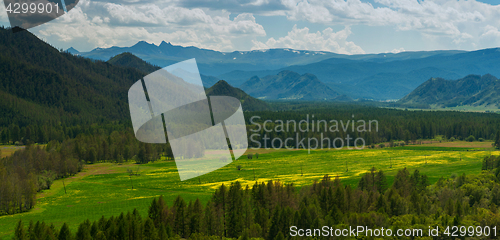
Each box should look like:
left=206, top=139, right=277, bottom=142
left=1, top=0, right=499, bottom=54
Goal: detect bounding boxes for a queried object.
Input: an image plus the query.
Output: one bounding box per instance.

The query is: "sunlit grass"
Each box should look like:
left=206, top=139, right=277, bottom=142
left=0, top=144, right=497, bottom=238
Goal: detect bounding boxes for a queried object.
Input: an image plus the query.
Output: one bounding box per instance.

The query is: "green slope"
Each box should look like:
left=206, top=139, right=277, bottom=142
left=398, top=74, right=500, bottom=108
left=0, top=27, right=148, bottom=126
left=107, top=52, right=160, bottom=74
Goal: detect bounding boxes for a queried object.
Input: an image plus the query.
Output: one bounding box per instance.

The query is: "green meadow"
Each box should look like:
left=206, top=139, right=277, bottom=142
left=0, top=142, right=497, bottom=238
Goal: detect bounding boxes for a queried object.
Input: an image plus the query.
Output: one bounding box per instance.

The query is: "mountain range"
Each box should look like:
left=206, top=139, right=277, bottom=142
left=105, top=52, right=271, bottom=111
left=229, top=49, right=500, bottom=100
left=71, top=41, right=340, bottom=77
left=106, top=52, right=351, bottom=102
left=398, top=74, right=500, bottom=108
left=107, top=52, right=220, bottom=87
left=71, top=42, right=500, bottom=100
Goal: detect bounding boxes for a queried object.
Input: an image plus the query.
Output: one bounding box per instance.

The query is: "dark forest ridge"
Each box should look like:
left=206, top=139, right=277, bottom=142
left=0, top=27, right=149, bottom=127
left=398, top=74, right=500, bottom=109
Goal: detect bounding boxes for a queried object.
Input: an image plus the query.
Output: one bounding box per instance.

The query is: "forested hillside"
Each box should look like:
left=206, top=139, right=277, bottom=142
left=0, top=27, right=146, bottom=128
left=14, top=156, right=500, bottom=239
left=398, top=74, right=500, bottom=108
left=107, top=52, right=160, bottom=74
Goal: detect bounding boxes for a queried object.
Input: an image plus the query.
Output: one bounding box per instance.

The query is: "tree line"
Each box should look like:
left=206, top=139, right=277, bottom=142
left=0, top=129, right=173, bottom=216
left=0, top=146, right=81, bottom=215
left=4, top=103, right=499, bottom=151
left=245, top=106, right=500, bottom=148
left=13, top=157, right=500, bottom=239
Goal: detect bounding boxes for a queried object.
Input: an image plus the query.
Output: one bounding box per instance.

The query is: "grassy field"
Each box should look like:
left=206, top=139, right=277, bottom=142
left=0, top=145, right=25, bottom=158
left=0, top=141, right=498, bottom=238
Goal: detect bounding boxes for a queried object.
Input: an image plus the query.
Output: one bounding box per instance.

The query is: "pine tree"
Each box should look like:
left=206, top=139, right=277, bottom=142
left=94, top=231, right=106, bottom=240
left=375, top=194, right=386, bottom=213
left=158, top=224, right=167, bottom=240
left=375, top=170, right=388, bottom=193
left=273, top=232, right=285, bottom=240
left=495, top=131, right=500, bottom=149
left=75, top=220, right=91, bottom=240
left=90, top=222, right=98, bottom=238
left=190, top=198, right=203, bottom=234
left=173, top=195, right=186, bottom=237
left=14, top=220, right=26, bottom=240
left=227, top=181, right=244, bottom=238
left=148, top=198, right=159, bottom=226
left=267, top=206, right=281, bottom=240
left=329, top=205, right=343, bottom=225
left=143, top=218, right=158, bottom=240
left=58, top=223, right=71, bottom=240
left=116, top=219, right=126, bottom=240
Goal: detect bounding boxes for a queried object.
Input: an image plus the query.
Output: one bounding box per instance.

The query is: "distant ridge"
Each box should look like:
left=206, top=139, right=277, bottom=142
left=398, top=74, right=500, bottom=108
left=73, top=41, right=346, bottom=77
left=107, top=52, right=220, bottom=87
left=206, top=80, right=271, bottom=111
left=240, top=70, right=340, bottom=100
left=72, top=41, right=500, bottom=100
left=66, top=47, right=80, bottom=55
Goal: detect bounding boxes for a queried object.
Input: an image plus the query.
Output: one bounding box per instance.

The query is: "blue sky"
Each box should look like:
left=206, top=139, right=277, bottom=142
left=1, top=0, right=500, bottom=54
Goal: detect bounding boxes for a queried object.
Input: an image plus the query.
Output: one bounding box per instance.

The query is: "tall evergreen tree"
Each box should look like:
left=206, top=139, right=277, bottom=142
left=143, top=218, right=158, bottom=240
left=58, top=223, right=71, bottom=240
left=375, top=170, right=388, bottom=193
left=14, top=220, right=27, bottom=240
left=495, top=130, right=500, bottom=149
left=227, top=181, right=244, bottom=238
left=173, top=195, right=186, bottom=237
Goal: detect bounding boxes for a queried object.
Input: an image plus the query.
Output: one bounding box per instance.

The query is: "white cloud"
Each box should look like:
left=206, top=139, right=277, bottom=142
left=103, top=4, right=215, bottom=26
left=34, top=2, right=265, bottom=51
left=21, top=0, right=500, bottom=53
left=281, top=0, right=500, bottom=49
left=212, top=13, right=266, bottom=35
left=252, top=25, right=365, bottom=54
left=479, top=25, right=500, bottom=47
left=387, top=47, right=405, bottom=54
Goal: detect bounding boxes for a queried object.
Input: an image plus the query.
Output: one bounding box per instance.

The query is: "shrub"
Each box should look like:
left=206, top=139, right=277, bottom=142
left=236, top=165, right=242, bottom=171
left=255, top=153, right=259, bottom=159
left=478, top=138, right=484, bottom=142
left=247, top=154, right=253, bottom=159
left=379, top=144, right=385, bottom=148
left=466, top=135, right=476, bottom=142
